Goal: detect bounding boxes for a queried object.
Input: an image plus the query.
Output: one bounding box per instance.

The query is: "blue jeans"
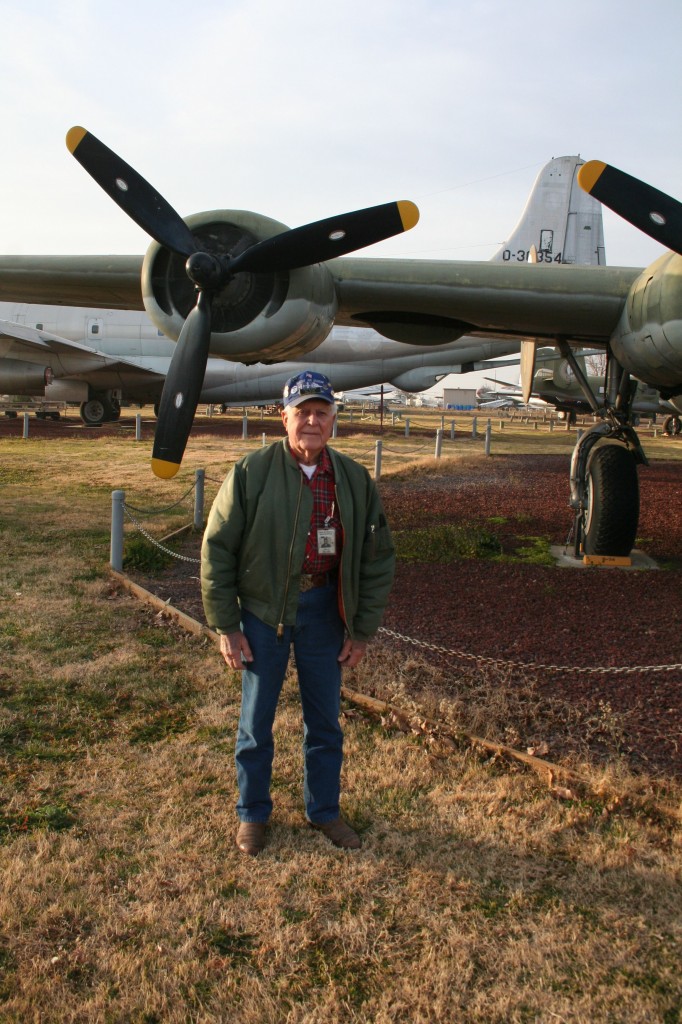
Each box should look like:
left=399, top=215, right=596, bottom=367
left=235, top=583, right=346, bottom=824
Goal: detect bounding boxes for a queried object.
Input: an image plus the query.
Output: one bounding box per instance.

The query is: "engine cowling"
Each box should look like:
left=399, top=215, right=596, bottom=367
left=141, top=210, right=338, bottom=364
left=611, top=251, right=682, bottom=391
left=0, top=359, right=53, bottom=394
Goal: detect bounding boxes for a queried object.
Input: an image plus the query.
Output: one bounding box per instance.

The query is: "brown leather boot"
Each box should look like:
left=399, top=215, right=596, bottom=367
left=310, top=817, right=361, bottom=849
left=236, top=822, right=267, bottom=856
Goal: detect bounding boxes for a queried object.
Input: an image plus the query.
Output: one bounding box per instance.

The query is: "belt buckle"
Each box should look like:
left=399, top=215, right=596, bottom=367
left=299, top=574, right=315, bottom=593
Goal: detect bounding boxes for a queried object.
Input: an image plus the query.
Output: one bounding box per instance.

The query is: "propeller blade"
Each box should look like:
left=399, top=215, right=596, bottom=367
left=231, top=200, right=419, bottom=275
left=151, top=290, right=212, bottom=479
left=66, top=126, right=198, bottom=258
left=578, top=160, right=682, bottom=257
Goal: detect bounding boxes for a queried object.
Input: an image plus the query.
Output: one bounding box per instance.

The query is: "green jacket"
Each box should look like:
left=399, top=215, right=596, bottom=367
left=201, top=440, right=395, bottom=640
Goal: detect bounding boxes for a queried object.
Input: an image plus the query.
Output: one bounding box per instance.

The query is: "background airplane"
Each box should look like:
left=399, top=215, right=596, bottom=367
left=2, top=131, right=681, bottom=557
left=0, top=155, right=601, bottom=424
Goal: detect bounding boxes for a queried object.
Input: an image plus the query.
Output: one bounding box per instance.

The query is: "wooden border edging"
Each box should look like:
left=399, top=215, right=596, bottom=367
left=109, top=568, right=682, bottom=824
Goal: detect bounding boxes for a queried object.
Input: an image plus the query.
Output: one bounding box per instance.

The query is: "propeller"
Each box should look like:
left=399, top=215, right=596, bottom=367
left=66, top=126, right=419, bottom=478
left=578, top=160, right=682, bottom=257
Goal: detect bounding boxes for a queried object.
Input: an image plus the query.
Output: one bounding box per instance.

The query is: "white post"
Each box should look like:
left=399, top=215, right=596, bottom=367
left=111, top=490, right=125, bottom=571
left=472, top=416, right=478, bottom=439
left=435, top=428, right=443, bottom=458
left=404, top=418, right=410, bottom=438
left=484, top=420, right=492, bottom=456
left=374, top=439, right=383, bottom=481
left=450, top=420, right=455, bottom=440
left=135, top=414, right=142, bottom=441
left=242, top=415, right=248, bottom=439
left=193, top=470, right=205, bottom=531
left=262, top=432, right=266, bottom=447
left=23, top=413, right=29, bottom=439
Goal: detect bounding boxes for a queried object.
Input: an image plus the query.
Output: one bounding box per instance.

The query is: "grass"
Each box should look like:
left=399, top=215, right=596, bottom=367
left=0, top=413, right=681, bottom=1022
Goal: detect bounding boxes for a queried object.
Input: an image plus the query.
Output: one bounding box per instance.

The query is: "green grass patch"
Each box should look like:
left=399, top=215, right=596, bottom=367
left=395, top=523, right=503, bottom=561
left=123, top=536, right=177, bottom=572
left=0, top=799, right=77, bottom=843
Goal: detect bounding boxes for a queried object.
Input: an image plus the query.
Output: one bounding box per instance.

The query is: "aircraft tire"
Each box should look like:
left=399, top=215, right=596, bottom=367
left=663, top=414, right=681, bottom=436
left=80, top=398, right=107, bottom=426
left=583, top=444, right=639, bottom=557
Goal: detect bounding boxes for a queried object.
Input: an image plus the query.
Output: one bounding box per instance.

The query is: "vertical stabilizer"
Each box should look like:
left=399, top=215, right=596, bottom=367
left=492, top=156, right=605, bottom=266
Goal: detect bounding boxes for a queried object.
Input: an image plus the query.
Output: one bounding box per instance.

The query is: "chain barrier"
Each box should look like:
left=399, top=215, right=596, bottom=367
left=125, top=482, right=196, bottom=517
left=122, top=504, right=201, bottom=564
left=378, top=626, right=682, bottom=677
left=381, top=443, right=430, bottom=455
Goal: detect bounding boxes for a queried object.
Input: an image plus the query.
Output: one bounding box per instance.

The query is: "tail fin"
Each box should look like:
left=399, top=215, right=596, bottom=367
left=492, top=156, right=605, bottom=266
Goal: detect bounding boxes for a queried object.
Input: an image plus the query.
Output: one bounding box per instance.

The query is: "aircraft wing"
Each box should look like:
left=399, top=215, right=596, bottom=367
left=0, top=318, right=165, bottom=382
left=0, top=255, right=639, bottom=351
left=0, top=256, right=143, bottom=309
left=331, top=258, right=640, bottom=347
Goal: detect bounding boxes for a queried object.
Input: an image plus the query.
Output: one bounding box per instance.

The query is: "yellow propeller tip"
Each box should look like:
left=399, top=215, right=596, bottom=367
left=577, top=160, right=608, bottom=194
left=151, top=458, right=181, bottom=479
left=398, top=200, right=420, bottom=231
left=66, top=126, right=87, bottom=153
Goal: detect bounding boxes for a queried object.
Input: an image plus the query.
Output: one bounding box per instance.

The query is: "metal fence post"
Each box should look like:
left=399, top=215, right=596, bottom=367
left=23, top=413, right=29, bottom=439
left=404, top=418, right=410, bottom=438
left=484, top=420, right=492, bottom=456
left=450, top=420, right=455, bottom=440
left=194, top=469, right=205, bottom=531
left=332, top=418, right=338, bottom=438
left=472, top=416, right=478, bottom=439
left=262, top=432, right=266, bottom=447
left=242, top=415, right=248, bottom=440
left=135, top=414, right=142, bottom=441
left=111, top=490, right=125, bottom=571
left=374, top=439, right=383, bottom=481
left=435, top=428, right=443, bottom=458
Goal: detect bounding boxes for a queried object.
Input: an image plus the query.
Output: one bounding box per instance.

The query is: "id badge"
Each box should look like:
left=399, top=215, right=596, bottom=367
left=317, top=528, right=337, bottom=556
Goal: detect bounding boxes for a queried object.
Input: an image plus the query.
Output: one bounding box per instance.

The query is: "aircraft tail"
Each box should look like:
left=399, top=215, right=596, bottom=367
left=492, top=156, right=605, bottom=266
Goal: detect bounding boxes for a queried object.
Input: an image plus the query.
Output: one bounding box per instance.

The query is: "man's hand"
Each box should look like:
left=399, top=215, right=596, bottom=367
left=219, top=631, right=254, bottom=671
left=337, top=638, right=367, bottom=669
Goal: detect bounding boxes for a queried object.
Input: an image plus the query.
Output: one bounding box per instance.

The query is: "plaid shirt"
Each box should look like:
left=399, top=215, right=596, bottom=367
left=300, top=447, right=342, bottom=575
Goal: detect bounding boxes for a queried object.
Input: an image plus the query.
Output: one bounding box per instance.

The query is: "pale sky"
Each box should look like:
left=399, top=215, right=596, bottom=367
left=1, top=0, right=680, bottom=394
left=1, top=0, right=680, bottom=267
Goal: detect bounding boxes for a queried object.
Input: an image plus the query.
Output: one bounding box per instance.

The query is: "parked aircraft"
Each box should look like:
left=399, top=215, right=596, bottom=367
left=476, top=359, right=677, bottom=423
left=2, top=128, right=678, bottom=556
left=0, top=153, right=598, bottom=425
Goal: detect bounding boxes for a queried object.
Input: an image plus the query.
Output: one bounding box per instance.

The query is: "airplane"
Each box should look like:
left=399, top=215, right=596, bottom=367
left=1, top=128, right=679, bottom=559
left=0, top=154, right=599, bottom=424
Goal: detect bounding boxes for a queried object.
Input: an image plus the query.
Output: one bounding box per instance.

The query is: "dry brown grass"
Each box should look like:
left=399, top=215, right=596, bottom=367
left=1, top=426, right=681, bottom=1022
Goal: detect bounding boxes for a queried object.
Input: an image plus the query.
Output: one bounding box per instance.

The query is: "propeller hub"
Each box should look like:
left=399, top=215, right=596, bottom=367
left=186, top=251, right=226, bottom=289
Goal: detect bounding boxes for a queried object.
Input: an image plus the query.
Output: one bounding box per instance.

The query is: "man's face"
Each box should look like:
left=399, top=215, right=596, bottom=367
left=281, top=399, right=336, bottom=463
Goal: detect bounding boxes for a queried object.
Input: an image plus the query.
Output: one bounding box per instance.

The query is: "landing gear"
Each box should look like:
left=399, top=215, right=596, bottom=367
left=583, top=445, right=639, bottom=556
left=663, top=413, right=682, bottom=436
left=79, top=393, right=120, bottom=426
left=559, top=341, right=646, bottom=559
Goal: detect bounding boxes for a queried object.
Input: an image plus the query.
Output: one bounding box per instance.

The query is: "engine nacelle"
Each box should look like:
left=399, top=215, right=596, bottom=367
left=141, top=210, right=338, bottom=364
left=0, top=359, right=52, bottom=395
left=389, top=368, right=445, bottom=392
left=611, top=251, right=682, bottom=390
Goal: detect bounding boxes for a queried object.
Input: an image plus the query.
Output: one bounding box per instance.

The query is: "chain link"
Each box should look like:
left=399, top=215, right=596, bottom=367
left=378, top=626, right=682, bottom=677
left=125, top=482, right=196, bottom=516
left=123, top=506, right=201, bottom=563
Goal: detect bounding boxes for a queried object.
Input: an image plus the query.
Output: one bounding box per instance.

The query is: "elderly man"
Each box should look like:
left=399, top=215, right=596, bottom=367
left=201, top=370, right=395, bottom=856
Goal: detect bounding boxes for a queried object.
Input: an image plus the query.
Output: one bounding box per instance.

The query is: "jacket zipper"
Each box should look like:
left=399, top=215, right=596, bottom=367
left=277, top=474, right=304, bottom=637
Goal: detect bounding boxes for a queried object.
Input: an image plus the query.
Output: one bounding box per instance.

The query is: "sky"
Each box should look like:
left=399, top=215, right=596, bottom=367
left=1, top=0, right=681, bottom=392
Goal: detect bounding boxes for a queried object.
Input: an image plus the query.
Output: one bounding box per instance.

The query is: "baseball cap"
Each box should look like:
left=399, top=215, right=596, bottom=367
left=282, top=370, right=335, bottom=408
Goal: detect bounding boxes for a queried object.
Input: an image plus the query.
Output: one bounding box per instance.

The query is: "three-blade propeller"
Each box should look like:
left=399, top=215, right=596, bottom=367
left=66, top=126, right=419, bottom=478
left=578, top=160, right=682, bottom=257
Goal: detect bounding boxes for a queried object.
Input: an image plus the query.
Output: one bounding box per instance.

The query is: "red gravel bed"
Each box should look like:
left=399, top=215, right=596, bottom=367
left=129, top=452, right=682, bottom=778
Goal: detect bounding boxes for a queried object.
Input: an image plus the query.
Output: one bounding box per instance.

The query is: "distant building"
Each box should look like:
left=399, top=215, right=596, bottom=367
left=442, top=388, right=478, bottom=410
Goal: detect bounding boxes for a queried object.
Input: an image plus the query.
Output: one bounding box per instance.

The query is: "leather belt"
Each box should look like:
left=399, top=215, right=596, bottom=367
left=299, top=572, right=335, bottom=592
